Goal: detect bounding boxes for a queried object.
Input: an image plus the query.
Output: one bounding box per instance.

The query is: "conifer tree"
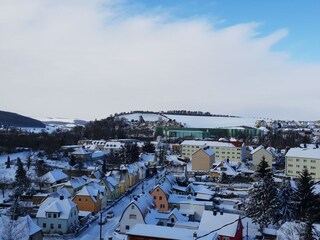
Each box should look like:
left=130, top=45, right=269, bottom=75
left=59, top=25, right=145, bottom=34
left=15, top=160, right=29, bottom=191
left=26, top=156, right=31, bottom=171
left=278, top=180, right=296, bottom=224
left=295, top=167, right=320, bottom=240
left=6, top=156, right=10, bottom=168
left=246, top=157, right=279, bottom=231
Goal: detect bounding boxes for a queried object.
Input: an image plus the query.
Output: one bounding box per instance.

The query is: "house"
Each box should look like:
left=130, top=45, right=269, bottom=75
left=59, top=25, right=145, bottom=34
left=181, top=140, right=245, bottom=162
left=199, top=210, right=243, bottom=240
left=104, top=141, right=125, bottom=153
left=134, top=161, right=147, bottom=180
left=210, top=161, right=238, bottom=179
left=192, top=148, right=215, bottom=171
left=41, top=170, right=68, bottom=189
left=72, top=182, right=106, bottom=213
left=150, top=179, right=173, bottom=213
left=100, top=174, right=121, bottom=201
left=0, top=215, right=43, bottom=240
left=285, top=147, right=320, bottom=179
left=71, top=147, right=92, bottom=162
left=119, top=194, right=154, bottom=233
left=251, top=145, right=277, bottom=170
left=126, top=164, right=140, bottom=187
left=63, top=176, right=90, bottom=196
left=127, top=224, right=218, bottom=240
left=147, top=208, right=189, bottom=227
left=36, top=196, right=78, bottom=234
left=186, top=183, right=214, bottom=201
left=168, top=194, right=213, bottom=221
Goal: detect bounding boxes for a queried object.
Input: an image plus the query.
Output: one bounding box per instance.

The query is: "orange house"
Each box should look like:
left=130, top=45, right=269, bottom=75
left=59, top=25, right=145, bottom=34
left=150, top=183, right=172, bottom=213
left=72, top=185, right=103, bottom=213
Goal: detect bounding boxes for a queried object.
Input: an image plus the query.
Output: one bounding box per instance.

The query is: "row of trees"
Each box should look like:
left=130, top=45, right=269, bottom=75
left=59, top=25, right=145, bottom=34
left=246, top=157, right=320, bottom=239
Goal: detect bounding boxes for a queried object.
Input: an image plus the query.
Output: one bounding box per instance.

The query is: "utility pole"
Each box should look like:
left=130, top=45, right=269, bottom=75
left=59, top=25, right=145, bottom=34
left=99, top=203, right=102, bottom=240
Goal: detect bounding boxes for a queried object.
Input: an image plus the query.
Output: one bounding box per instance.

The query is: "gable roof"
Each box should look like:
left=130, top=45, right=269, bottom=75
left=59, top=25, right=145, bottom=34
left=36, top=197, right=76, bottom=219
left=41, top=169, right=68, bottom=184
left=199, top=211, right=241, bottom=237
left=72, top=147, right=91, bottom=155
left=211, top=161, right=238, bottom=176
left=0, top=215, right=42, bottom=239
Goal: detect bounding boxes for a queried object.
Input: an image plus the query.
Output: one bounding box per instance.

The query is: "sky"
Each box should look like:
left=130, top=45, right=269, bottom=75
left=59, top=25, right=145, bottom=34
left=1, top=0, right=320, bottom=121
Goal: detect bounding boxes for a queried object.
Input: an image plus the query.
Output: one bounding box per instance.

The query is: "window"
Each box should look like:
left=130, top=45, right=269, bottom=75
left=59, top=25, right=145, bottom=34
left=296, top=165, right=300, bottom=168
left=79, top=198, right=82, bottom=202
left=48, top=213, right=51, bottom=218
left=288, top=164, right=293, bottom=167
left=157, top=189, right=159, bottom=192
left=296, top=159, right=300, bottom=162
left=53, top=213, right=57, bottom=218
left=85, top=198, right=88, bottom=202
left=303, top=159, right=307, bottom=162
left=311, top=166, right=316, bottom=169
left=129, top=214, right=136, bottom=219
left=154, top=196, right=156, bottom=200
left=126, top=225, right=130, bottom=230
left=159, top=196, right=162, bottom=200
left=43, top=223, right=46, bottom=228
left=288, top=170, right=293, bottom=173
left=131, top=205, right=135, bottom=209
left=50, top=224, right=54, bottom=229
left=311, top=160, right=317, bottom=163
left=58, top=224, right=61, bottom=229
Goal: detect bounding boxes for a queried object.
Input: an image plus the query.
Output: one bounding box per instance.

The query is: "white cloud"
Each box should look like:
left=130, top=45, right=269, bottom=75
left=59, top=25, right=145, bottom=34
left=0, top=0, right=319, bottom=120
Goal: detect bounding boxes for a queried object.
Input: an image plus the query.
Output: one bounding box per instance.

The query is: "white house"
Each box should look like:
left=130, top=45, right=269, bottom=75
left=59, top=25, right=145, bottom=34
left=36, top=196, right=78, bottom=234
left=119, top=194, right=154, bottom=233
left=41, top=169, right=68, bottom=189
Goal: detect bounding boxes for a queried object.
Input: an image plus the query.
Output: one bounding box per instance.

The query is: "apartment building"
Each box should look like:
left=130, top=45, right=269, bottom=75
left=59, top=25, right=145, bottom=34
left=181, top=140, right=245, bottom=162
left=285, top=147, right=320, bottom=179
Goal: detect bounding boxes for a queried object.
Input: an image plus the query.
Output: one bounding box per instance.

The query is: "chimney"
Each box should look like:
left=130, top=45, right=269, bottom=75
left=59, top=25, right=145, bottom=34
left=193, top=232, right=197, bottom=238
left=59, top=195, right=64, bottom=200
left=220, top=208, right=224, bottom=215
left=213, top=210, right=217, bottom=216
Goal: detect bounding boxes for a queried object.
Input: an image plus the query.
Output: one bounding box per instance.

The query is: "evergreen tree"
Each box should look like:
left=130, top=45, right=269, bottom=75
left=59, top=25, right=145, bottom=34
left=16, top=157, right=21, bottom=166
left=69, top=156, right=76, bottom=166
left=26, top=156, right=31, bottom=171
left=255, top=156, right=271, bottom=179
left=101, top=156, right=107, bottom=176
left=278, top=180, right=296, bottom=224
left=295, top=167, right=320, bottom=240
left=15, top=160, right=29, bottom=191
left=142, top=142, right=155, bottom=153
left=6, top=156, right=10, bottom=168
left=246, top=158, right=279, bottom=231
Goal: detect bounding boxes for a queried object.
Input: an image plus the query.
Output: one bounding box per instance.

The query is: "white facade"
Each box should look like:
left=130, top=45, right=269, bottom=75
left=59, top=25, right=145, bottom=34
left=36, top=196, right=78, bottom=234
left=119, top=202, right=146, bottom=233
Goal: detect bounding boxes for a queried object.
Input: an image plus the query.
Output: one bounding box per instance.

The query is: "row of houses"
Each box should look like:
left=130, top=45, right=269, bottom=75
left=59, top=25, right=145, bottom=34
left=119, top=173, right=243, bottom=240
left=33, top=155, right=152, bottom=234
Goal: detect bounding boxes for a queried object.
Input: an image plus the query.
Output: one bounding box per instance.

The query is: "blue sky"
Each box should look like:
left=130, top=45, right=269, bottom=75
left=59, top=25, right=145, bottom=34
left=126, top=0, right=320, bottom=62
left=1, top=0, right=320, bottom=120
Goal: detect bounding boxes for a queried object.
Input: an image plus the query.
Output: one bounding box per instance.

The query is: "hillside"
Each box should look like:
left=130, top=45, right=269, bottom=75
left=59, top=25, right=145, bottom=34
left=0, top=110, right=45, bottom=128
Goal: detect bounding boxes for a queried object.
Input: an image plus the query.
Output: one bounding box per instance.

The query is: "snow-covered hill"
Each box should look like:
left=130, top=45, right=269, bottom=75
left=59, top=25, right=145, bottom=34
left=164, top=114, right=259, bottom=128
left=117, top=113, right=169, bottom=122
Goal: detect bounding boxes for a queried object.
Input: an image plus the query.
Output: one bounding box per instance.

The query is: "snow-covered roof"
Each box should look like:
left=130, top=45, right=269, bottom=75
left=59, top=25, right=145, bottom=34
left=72, top=147, right=91, bottom=155
left=168, top=194, right=213, bottom=207
left=124, top=194, right=154, bottom=220
left=211, top=161, right=238, bottom=176
left=146, top=208, right=188, bottom=223
left=199, top=211, right=241, bottom=237
left=250, top=145, right=264, bottom=155
left=0, top=215, right=42, bottom=239
left=64, top=176, right=89, bottom=189
left=286, top=147, right=320, bottom=159
left=127, top=223, right=216, bottom=240
left=36, top=197, right=76, bottom=219
left=106, top=176, right=119, bottom=187
left=166, top=155, right=186, bottom=166
left=91, top=150, right=107, bottom=159
left=75, top=182, right=105, bottom=202
left=49, top=188, right=72, bottom=199
left=41, top=169, right=68, bottom=184
left=104, top=141, right=125, bottom=149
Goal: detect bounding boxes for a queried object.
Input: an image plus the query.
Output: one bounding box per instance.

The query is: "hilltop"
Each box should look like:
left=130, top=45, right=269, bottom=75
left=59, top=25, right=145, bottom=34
left=0, top=110, right=45, bottom=128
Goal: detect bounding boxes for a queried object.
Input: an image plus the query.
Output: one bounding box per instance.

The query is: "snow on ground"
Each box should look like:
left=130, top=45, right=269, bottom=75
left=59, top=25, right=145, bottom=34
left=164, top=114, right=259, bottom=128
left=118, top=113, right=169, bottom=122
left=70, top=176, right=158, bottom=240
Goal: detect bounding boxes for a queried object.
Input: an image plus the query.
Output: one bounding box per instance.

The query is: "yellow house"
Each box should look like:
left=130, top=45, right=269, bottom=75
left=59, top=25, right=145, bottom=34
left=251, top=145, right=275, bottom=170
left=285, top=147, right=320, bottom=179
left=191, top=148, right=215, bottom=171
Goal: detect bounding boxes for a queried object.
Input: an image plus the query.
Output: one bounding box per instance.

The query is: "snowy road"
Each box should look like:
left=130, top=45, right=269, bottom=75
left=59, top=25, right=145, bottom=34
left=71, top=176, right=158, bottom=240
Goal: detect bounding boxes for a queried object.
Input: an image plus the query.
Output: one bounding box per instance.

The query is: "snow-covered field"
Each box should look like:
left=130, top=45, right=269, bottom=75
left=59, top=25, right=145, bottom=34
left=164, top=114, right=260, bottom=128
left=117, top=113, right=169, bottom=122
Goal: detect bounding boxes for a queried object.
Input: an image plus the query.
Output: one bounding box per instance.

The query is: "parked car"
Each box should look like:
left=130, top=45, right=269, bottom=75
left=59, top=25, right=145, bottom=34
left=106, top=211, right=114, bottom=218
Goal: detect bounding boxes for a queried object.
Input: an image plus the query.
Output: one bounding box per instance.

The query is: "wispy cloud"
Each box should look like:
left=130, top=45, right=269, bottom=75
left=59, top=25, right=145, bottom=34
left=0, top=0, right=319, bottom=120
